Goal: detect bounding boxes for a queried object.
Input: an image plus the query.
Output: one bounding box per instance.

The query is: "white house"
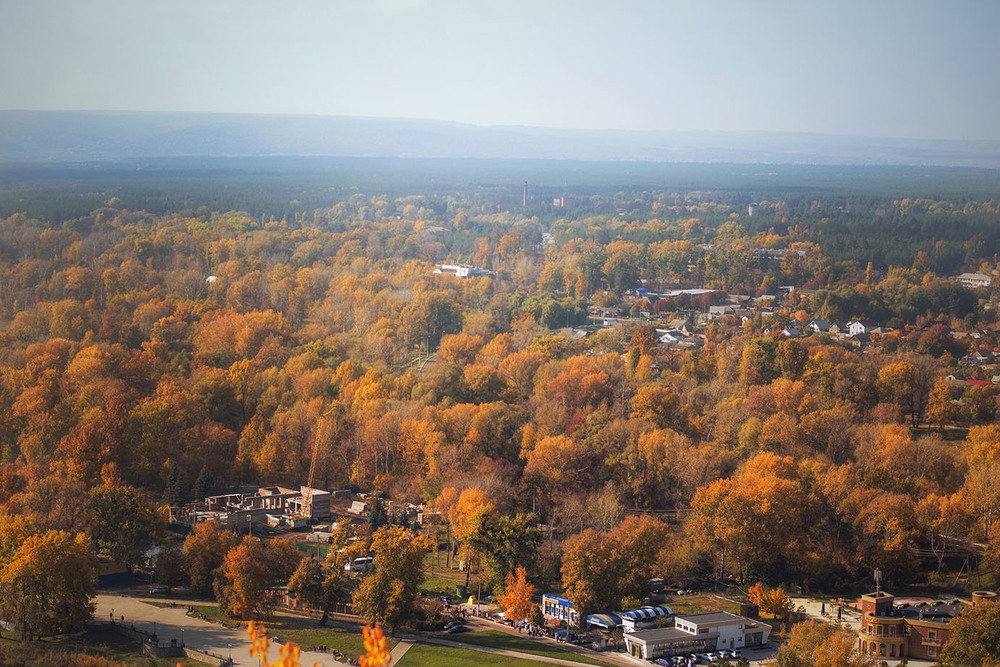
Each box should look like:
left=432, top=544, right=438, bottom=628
left=847, top=319, right=876, bottom=336
left=955, top=272, right=992, bottom=289
left=807, top=319, right=830, bottom=333
left=432, top=264, right=494, bottom=278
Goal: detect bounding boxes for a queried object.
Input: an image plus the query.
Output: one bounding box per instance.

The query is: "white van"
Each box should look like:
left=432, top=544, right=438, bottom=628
left=344, top=556, right=374, bottom=572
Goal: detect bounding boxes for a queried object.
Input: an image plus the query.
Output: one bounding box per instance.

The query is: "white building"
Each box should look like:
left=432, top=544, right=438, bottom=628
left=623, top=611, right=771, bottom=660
left=673, top=612, right=771, bottom=652
left=433, top=264, right=494, bottom=278
left=955, top=272, right=992, bottom=289
left=847, top=319, right=876, bottom=336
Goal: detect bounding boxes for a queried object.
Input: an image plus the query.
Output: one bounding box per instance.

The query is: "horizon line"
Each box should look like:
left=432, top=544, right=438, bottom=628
left=2, top=108, right=997, bottom=145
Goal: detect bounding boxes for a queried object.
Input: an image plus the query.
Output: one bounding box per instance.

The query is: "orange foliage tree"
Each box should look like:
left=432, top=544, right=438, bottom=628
left=498, top=566, right=535, bottom=623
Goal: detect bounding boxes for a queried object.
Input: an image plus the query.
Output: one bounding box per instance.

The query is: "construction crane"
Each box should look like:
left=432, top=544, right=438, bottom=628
left=305, top=403, right=345, bottom=515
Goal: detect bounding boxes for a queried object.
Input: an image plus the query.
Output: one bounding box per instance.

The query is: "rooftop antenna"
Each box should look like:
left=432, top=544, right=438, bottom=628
left=874, top=568, right=883, bottom=595
left=523, top=181, right=527, bottom=207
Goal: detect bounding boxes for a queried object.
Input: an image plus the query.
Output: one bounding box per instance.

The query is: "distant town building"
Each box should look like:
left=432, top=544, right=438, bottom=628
left=955, top=272, right=992, bottom=288
left=847, top=319, right=877, bottom=336
left=432, top=264, right=495, bottom=278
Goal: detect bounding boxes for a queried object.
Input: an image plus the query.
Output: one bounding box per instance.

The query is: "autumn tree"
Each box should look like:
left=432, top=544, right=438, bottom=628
left=287, top=556, right=325, bottom=612
left=776, top=620, right=878, bottom=667
left=876, top=354, right=936, bottom=427
left=87, top=483, right=163, bottom=572
left=690, top=452, right=810, bottom=582
left=630, top=384, right=681, bottom=430
left=747, top=581, right=793, bottom=620
left=940, top=601, right=1000, bottom=666
left=216, top=536, right=302, bottom=620
left=446, top=487, right=493, bottom=589
left=352, top=526, right=432, bottom=634
left=498, top=566, right=535, bottom=624
left=0, top=531, right=96, bottom=640
left=153, top=542, right=185, bottom=588
left=561, top=516, right=668, bottom=622
left=465, top=511, right=542, bottom=594
left=523, top=435, right=594, bottom=497
left=560, top=528, right=620, bottom=623
left=183, top=520, right=240, bottom=595
left=739, top=338, right=779, bottom=388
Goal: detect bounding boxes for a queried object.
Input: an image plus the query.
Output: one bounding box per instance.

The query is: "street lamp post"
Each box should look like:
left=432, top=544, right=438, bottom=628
left=181, top=629, right=184, bottom=646
left=228, top=643, right=232, bottom=659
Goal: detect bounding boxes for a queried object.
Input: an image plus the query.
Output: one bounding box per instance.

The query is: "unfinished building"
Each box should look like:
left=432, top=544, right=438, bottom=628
left=169, top=486, right=331, bottom=530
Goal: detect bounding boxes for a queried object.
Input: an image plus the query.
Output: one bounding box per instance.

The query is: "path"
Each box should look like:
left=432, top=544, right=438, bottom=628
left=388, top=639, right=414, bottom=666
left=419, top=635, right=611, bottom=667
left=449, top=612, right=634, bottom=667
left=94, top=594, right=346, bottom=667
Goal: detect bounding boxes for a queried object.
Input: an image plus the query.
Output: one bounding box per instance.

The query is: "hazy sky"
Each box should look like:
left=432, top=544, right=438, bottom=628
left=2, top=0, right=998, bottom=140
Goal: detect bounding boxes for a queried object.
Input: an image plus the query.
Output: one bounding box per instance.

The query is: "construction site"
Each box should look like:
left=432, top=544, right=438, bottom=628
left=168, top=485, right=332, bottom=531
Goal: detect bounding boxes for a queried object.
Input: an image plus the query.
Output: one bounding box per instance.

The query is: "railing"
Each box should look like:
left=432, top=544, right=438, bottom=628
left=860, top=628, right=901, bottom=638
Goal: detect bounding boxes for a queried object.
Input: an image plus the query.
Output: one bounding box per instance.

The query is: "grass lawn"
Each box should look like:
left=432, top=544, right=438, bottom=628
left=396, top=642, right=554, bottom=667
left=262, top=614, right=398, bottom=661
left=0, top=629, right=212, bottom=666
left=453, top=630, right=610, bottom=665
left=294, top=541, right=331, bottom=558
left=189, top=605, right=223, bottom=622
left=663, top=592, right=741, bottom=616
left=420, top=552, right=475, bottom=597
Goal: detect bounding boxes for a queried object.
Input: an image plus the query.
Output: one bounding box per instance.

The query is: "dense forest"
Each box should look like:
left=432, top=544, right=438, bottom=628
left=1, top=160, right=1000, bottom=644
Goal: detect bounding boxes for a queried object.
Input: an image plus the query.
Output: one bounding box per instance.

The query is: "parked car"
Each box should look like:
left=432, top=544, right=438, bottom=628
left=444, top=621, right=464, bottom=630
left=149, top=586, right=169, bottom=594
left=447, top=625, right=471, bottom=634
left=706, top=653, right=722, bottom=663
left=655, top=659, right=671, bottom=666
left=344, top=556, right=374, bottom=572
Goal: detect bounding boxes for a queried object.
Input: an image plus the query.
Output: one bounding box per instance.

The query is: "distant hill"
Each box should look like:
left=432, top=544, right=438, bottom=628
left=2, top=110, right=1000, bottom=168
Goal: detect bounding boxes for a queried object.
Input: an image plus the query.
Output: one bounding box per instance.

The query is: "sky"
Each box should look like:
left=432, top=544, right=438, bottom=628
left=1, top=0, right=998, bottom=141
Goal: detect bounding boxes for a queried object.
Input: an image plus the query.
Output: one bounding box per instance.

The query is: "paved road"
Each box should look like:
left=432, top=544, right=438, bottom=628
left=387, top=639, right=414, bottom=666
left=95, top=594, right=358, bottom=666
left=421, top=634, right=613, bottom=666
left=453, top=612, right=633, bottom=667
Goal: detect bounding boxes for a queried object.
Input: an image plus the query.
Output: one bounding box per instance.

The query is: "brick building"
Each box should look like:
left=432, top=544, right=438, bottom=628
left=857, top=590, right=997, bottom=661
